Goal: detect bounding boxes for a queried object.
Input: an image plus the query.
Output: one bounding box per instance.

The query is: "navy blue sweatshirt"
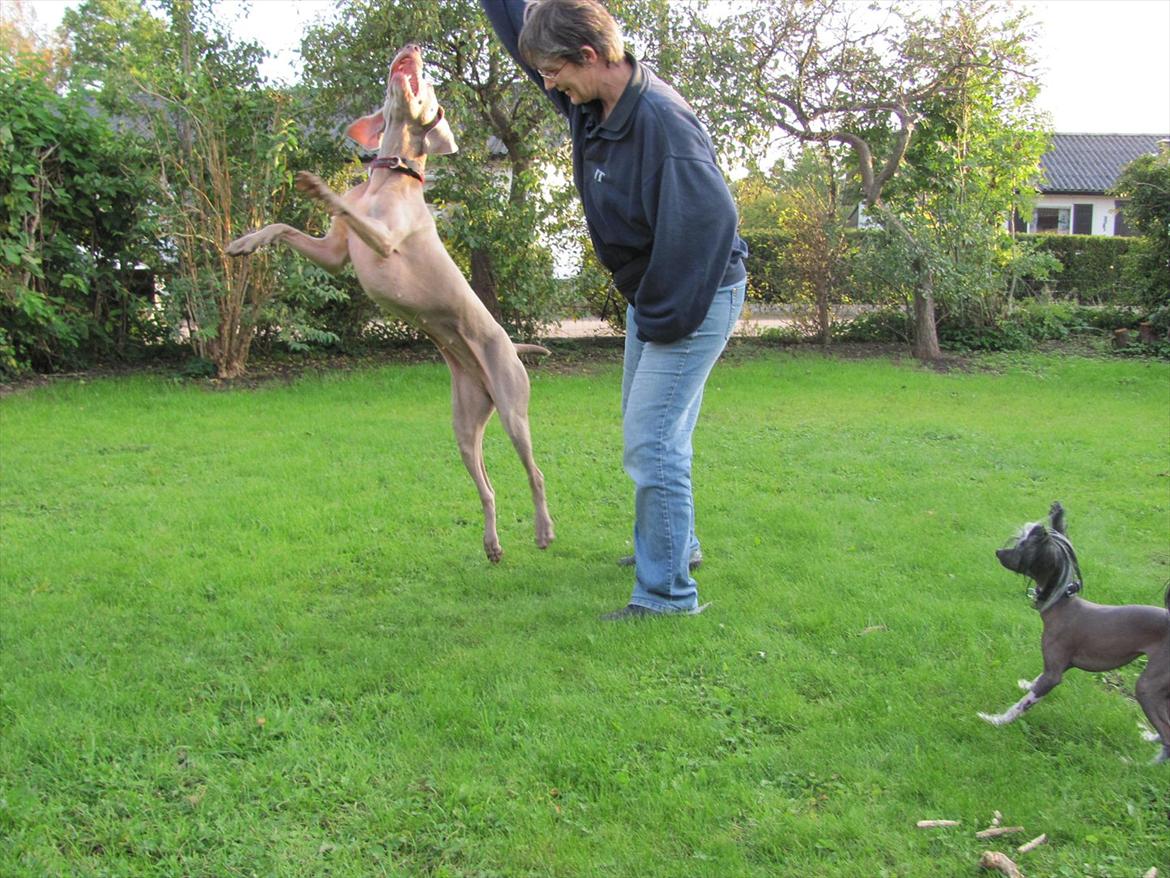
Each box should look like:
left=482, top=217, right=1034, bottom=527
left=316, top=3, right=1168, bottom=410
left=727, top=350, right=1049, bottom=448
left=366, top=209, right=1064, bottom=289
left=482, top=0, right=747, bottom=343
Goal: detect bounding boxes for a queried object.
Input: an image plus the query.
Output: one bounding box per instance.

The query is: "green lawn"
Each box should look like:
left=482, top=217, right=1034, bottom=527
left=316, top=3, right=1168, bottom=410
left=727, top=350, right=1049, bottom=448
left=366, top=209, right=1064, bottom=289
left=2, top=345, right=1167, bottom=876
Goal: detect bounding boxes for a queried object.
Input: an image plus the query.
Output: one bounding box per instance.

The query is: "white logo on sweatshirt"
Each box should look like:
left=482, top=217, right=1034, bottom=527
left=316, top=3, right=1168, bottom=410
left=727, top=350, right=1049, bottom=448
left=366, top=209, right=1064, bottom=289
left=593, top=168, right=608, bottom=183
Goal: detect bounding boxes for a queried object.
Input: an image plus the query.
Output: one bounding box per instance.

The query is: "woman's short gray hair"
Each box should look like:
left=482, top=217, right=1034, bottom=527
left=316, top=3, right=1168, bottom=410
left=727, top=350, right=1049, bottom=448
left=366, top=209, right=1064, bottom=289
left=519, top=0, right=626, bottom=67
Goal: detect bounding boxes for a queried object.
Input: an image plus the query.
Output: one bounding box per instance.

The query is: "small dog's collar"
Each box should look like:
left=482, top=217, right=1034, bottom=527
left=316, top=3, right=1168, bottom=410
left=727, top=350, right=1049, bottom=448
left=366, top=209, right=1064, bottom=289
left=369, top=155, right=424, bottom=184
left=1032, top=579, right=1082, bottom=613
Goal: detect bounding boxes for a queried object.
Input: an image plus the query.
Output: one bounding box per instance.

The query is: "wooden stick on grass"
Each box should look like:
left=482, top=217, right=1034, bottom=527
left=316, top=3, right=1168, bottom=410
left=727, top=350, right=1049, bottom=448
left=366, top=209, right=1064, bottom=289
left=979, top=850, right=1023, bottom=878
left=976, top=826, right=1025, bottom=839
left=1016, top=834, right=1047, bottom=854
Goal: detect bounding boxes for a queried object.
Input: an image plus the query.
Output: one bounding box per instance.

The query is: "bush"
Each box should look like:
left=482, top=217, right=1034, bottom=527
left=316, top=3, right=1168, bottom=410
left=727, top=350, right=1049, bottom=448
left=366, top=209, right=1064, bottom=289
left=741, top=228, right=879, bottom=305
left=836, top=308, right=913, bottom=344
left=739, top=229, right=800, bottom=303
left=836, top=300, right=1151, bottom=353
left=1, top=58, right=159, bottom=375
left=1014, top=234, right=1132, bottom=303
left=1111, top=150, right=1170, bottom=316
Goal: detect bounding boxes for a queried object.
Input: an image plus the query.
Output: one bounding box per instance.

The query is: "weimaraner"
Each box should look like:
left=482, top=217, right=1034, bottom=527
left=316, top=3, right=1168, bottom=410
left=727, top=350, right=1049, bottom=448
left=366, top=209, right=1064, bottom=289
left=227, top=43, right=554, bottom=563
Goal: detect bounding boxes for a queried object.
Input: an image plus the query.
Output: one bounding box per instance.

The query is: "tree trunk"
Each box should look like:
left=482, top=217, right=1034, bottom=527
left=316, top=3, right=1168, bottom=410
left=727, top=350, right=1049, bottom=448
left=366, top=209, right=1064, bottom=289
left=816, top=272, right=831, bottom=349
left=875, top=206, right=943, bottom=361
left=912, top=263, right=942, bottom=360
left=470, top=248, right=503, bottom=323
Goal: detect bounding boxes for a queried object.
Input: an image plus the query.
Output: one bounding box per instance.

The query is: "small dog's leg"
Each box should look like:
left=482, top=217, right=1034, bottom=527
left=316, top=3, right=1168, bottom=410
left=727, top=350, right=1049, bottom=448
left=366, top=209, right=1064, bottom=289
left=980, top=671, right=1061, bottom=726
left=1133, top=661, right=1170, bottom=764
left=1018, top=677, right=1037, bottom=691
left=979, top=690, right=1043, bottom=726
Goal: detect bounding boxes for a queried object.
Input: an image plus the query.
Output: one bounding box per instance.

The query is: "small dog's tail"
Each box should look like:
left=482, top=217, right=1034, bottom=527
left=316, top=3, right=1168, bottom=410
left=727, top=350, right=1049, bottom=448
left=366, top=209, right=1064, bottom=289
left=514, top=343, right=551, bottom=358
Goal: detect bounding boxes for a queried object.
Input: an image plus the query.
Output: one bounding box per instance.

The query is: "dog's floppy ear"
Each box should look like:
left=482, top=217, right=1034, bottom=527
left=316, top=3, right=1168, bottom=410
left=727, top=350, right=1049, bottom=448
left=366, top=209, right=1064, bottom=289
left=423, top=113, right=458, bottom=156
left=1048, top=501, right=1066, bottom=535
left=346, top=110, right=386, bottom=151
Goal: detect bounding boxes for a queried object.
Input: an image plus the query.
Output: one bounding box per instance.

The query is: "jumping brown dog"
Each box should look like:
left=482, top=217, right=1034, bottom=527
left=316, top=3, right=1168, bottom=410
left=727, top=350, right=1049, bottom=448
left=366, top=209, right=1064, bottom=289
left=227, top=44, right=554, bottom=562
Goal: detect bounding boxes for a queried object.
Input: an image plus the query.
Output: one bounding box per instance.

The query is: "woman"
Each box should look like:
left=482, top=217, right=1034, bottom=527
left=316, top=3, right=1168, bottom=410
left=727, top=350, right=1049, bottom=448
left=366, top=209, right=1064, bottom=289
left=482, top=0, right=748, bottom=619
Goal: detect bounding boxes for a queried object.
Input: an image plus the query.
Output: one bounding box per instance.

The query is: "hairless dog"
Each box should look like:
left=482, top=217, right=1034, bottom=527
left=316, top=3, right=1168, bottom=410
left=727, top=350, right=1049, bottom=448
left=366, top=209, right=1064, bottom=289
left=227, top=44, right=554, bottom=563
left=980, top=502, right=1170, bottom=763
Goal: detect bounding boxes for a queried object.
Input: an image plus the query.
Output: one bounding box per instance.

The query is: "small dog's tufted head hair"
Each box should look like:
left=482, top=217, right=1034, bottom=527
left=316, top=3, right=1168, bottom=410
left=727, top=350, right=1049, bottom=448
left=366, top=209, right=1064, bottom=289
left=996, top=502, right=1082, bottom=609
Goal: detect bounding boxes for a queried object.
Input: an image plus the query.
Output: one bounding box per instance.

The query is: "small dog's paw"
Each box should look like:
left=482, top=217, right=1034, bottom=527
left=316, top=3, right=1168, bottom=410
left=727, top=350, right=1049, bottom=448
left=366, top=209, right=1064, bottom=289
left=1017, top=679, right=1034, bottom=691
left=978, top=711, right=1007, bottom=726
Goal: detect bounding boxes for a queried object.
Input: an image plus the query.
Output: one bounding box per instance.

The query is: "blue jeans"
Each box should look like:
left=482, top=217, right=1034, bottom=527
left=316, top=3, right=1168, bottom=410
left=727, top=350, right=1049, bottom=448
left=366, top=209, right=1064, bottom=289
left=621, top=280, right=746, bottom=612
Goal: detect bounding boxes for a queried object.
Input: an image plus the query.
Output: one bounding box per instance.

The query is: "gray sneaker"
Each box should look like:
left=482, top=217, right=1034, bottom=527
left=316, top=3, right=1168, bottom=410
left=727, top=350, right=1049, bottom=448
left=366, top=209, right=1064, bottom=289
left=599, top=603, right=660, bottom=621
left=599, top=601, right=711, bottom=621
left=617, top=548, right=703, bottom=571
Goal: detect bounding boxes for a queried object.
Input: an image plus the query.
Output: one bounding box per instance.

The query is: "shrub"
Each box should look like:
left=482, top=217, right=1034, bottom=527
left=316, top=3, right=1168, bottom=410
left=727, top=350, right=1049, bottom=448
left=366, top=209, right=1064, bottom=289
left=1014, top=234, right=1132, bottom=303
left=741, top=227, right=880, bottom=306
left=1111, top=150, right=1170, bottom=315
left=739, top=228, right=799, bottom=303
left=835, top=300, right=1149, bottom=353
left=1, top=58, right=158, bottom=375
left=836, top=308, right=913, bottom=344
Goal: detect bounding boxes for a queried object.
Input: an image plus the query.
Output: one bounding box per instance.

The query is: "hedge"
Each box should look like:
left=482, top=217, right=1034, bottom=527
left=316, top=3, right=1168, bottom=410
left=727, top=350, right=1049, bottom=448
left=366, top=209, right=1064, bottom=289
left=1015, top=234, right=1133, bottom=303
left=741, top=228, right=1140, bottom=306
left=739, top=229, right=798, bottom=302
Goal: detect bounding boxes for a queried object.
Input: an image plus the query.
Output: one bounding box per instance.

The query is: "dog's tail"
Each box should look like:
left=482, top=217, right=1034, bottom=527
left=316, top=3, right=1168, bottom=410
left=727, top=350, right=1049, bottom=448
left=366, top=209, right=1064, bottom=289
left=514, top=343, right=551, bottom=358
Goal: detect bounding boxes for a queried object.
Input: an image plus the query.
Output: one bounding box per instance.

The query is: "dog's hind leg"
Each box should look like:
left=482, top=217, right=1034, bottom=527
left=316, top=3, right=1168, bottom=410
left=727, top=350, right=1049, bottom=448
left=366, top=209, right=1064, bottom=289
left=449, top=365, right=502, bottom=563
left=485, top=351, right=554, bottom=551
left=1134, top=650, right=1170, bottom=763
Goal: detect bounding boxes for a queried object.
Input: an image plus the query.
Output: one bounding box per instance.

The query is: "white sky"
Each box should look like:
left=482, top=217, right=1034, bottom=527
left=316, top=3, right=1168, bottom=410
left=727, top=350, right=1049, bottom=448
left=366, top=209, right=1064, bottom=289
left=15, top=0, right=1170, bottom=134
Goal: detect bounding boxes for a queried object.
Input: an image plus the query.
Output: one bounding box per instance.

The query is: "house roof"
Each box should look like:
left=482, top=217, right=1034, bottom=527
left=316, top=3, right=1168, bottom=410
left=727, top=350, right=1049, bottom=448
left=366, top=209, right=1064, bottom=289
left=1040, top=133, right=1169, bottom=194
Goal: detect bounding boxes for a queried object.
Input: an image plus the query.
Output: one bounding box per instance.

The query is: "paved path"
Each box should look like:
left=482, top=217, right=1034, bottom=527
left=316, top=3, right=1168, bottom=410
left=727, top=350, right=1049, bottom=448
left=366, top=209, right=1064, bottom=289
left=543, top=312, right=794, bottom=339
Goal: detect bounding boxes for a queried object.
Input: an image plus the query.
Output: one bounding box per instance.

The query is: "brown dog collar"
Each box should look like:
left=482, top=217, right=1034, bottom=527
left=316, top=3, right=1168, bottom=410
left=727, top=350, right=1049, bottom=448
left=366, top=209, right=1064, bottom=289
left=369, top=155, right=424, bottom=184
left=420, top=105, right=444, bottom=135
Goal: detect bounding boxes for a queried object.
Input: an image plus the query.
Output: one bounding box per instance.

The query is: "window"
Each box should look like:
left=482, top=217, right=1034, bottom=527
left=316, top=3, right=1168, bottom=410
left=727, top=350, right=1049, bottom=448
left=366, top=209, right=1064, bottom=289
left=1034, top=207, right=1070, bottom=234
left=1114, top=201, right=1133, bottom=236
left=1073, top=203, right=1093, bottom=235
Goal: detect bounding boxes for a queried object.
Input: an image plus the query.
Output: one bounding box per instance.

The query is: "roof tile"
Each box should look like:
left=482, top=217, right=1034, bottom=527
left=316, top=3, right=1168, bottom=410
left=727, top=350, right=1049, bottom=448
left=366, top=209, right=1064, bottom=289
left=1040, top=133, right=1169, bottom=194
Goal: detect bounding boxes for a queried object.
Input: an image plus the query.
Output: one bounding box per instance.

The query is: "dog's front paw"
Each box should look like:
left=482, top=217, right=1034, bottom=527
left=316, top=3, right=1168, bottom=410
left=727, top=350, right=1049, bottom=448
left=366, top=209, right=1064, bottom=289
left=226, top=232, right=256, bottom=256
left=226, top=226, right=282, bottom=256
left=295, top=171, right=332, bottom=199
left=295, top=171, right=347, bottom=216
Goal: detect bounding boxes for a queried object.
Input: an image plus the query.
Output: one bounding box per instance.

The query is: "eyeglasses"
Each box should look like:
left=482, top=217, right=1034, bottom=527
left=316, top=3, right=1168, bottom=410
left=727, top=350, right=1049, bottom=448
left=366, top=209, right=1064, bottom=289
left=536, top=59, right=569, bottom=81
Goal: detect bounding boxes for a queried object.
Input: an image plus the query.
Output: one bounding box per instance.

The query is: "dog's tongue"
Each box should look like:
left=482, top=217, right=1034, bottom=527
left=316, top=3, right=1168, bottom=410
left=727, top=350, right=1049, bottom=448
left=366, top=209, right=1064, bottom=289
left=392, top=58, right=420, bottom=98
left=393, top=72, right=415, bottom=100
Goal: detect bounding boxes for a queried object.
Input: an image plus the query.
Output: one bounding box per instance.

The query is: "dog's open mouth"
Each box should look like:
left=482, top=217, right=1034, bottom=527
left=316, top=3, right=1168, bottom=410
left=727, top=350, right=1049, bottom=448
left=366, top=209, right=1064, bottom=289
left=390, top=53, right=423, bottom=100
